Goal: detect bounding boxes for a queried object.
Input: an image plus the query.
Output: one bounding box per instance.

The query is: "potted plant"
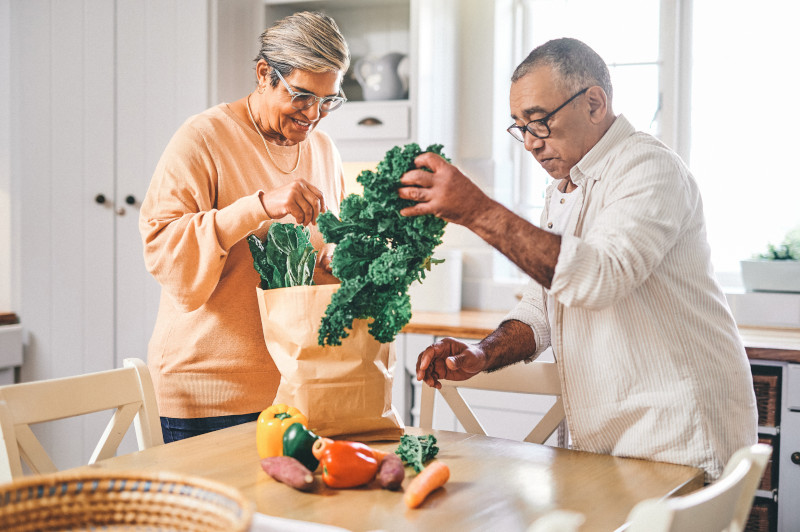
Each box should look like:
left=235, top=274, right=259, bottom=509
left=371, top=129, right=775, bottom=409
left=740, top=227, right=800, bottom=293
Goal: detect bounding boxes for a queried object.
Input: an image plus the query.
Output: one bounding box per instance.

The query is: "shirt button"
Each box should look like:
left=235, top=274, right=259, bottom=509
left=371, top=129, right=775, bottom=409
left=547, top=222, right=553, bottom=229
left=560, top=198, right=566, bottom=204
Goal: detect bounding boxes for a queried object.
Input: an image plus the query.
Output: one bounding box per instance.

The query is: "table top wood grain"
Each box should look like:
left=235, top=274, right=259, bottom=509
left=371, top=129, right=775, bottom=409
left=74, top=424, right=703, bottom=532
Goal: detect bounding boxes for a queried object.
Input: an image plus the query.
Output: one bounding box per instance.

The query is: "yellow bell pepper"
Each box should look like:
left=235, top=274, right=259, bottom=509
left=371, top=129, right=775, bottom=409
left=256, top=404, right=308, bottom=459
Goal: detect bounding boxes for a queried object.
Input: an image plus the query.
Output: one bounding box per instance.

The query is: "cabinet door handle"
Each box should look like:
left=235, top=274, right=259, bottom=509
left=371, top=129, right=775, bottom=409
left=792, top=451, right=800, bottom=465
left=125, top=195, right=137, bottom=206
left=95, top=194, right=107, bottom=205
left=357, top=117, right=383, bottom=126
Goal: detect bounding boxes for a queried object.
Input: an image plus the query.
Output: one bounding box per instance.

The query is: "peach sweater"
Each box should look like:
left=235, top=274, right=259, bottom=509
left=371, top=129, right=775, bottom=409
left=139, top=103, right=345, bottom=418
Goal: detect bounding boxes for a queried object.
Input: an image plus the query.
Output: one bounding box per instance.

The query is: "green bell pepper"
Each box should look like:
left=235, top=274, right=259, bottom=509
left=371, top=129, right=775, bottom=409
left=283, top=422, right=320, bottom=471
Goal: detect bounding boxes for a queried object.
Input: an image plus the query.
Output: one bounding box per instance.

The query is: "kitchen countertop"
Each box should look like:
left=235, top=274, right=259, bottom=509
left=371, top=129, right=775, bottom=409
left=405, top=310, right=800, bottom=362
left=403, top=310, right=506, bottom=339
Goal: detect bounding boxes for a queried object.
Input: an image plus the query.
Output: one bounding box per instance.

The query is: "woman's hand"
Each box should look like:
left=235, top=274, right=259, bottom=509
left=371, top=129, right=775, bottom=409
left=261, top=179, right=326, bottom=226
left=313, top=244, right=339, bottom=285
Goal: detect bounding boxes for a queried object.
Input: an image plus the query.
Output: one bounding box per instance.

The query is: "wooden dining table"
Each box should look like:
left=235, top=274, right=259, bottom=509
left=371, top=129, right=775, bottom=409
left=73, top=423, right=703, bottom=532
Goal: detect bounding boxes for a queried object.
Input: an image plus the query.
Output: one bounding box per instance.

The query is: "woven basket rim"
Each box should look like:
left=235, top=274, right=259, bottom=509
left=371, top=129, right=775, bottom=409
left=0, top=468, right=254, bottom=532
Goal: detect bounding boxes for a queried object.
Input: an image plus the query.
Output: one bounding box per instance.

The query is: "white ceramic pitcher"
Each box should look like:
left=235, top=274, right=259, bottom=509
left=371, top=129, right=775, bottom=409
left=354, top=52, right=408, bottom=101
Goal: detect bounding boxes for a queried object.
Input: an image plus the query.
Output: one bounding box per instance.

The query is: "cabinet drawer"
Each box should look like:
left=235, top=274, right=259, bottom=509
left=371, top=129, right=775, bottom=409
left=787, top=363, right=800, bottom=410
left=746, top=498, right=777, bottom=532
left=752, top=368, right=781, bottom=427
left=321, top=102, right=410, bottom=141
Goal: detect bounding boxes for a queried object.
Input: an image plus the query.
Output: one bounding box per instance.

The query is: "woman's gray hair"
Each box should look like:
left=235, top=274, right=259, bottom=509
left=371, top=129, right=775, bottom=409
left=256, top=11, right=350, bottom=87
left=512, top=37, right=612, bottom=102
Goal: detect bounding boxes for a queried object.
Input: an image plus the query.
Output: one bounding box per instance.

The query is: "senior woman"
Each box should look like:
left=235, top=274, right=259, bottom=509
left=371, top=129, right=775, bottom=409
left=139, top=12, right=350, bottom=442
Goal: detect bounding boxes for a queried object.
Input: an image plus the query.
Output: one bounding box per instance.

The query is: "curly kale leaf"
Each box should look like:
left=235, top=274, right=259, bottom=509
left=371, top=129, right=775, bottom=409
left=248, top=223, right=317, bottom=289
left=395, top=434, right=439, bottom=473
left=316, top=143, right=448, bottom=346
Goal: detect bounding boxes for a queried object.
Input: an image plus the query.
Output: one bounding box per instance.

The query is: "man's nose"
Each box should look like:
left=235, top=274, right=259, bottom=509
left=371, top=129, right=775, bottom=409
left=524, top=132, right=545, bottom=151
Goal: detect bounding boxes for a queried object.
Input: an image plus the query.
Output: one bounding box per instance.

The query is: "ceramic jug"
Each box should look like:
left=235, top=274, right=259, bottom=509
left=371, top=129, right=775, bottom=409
left=354, top=52, right=408, bottom=101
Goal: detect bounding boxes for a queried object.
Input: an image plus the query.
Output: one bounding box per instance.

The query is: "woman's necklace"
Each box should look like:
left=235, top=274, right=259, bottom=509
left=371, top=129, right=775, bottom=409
left=246, top=94, right=302, bottom=174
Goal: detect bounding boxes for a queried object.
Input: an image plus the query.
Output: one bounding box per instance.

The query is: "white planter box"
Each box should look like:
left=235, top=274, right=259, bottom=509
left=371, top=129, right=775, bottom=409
left=740, top=259, right=800, bottom=293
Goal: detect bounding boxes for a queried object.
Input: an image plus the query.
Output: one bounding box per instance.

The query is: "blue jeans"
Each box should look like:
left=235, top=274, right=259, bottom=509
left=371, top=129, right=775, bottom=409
left=160, top=412, right=260, bottom=443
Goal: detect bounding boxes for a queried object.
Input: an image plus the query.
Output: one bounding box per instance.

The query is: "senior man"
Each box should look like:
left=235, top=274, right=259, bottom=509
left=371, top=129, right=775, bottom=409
left=398, top=37, right=757, bottom=481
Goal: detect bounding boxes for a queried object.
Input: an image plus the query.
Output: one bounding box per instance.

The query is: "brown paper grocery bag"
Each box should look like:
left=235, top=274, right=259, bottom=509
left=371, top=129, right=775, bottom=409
left=256, top=283, right=404, bottom=441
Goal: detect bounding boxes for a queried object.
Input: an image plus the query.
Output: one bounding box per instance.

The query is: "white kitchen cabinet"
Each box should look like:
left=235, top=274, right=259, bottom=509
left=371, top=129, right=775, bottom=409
left=263, top=0, right=457, bottom=161
left=746, top=353, right=800, bottom=532
left=395, top=332, right=561, bottom=446
left=0, top=323, right=22, bottom=386
left=7, top=0, right=262, bottom=471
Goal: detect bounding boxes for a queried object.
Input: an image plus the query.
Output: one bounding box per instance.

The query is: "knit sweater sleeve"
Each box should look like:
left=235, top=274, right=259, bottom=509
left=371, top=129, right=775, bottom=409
left=139, top=118, right=268, bottom=312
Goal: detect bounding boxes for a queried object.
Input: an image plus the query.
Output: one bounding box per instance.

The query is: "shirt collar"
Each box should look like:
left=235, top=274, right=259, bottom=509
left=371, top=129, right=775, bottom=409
left=569, top=114, right=635, bottom=187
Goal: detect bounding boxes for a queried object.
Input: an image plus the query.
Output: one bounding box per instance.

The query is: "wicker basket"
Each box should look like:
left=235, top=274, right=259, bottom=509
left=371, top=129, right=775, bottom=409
left=0, top=470, right=253, bottom=532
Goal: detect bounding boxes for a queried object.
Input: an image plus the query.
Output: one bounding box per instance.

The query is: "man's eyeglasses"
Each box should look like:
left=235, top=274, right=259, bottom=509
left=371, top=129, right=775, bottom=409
left=270, top=63, right=347, bottom=113
left=507, top=87, right=589, bottom=141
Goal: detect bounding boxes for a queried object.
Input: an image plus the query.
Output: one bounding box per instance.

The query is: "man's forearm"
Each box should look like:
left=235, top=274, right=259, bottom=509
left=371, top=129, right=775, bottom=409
left=479, top=319, right=538, bottom=372
left=468, top=200, right=561, bottom=289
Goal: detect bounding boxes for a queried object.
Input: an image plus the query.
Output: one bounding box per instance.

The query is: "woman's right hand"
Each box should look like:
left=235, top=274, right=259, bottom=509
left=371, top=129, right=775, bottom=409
left=261, top=179, right=326, bottom=226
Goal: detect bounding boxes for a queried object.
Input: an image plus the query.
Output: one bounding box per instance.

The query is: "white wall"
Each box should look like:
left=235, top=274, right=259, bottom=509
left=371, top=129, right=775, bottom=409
left=443, top=0, right=523, bottom=311
left=0, top=0, right=12, bottom=312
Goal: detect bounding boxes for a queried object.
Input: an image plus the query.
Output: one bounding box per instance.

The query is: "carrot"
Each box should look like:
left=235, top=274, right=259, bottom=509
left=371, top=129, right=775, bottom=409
left=403, top=461, right=450, bottom=508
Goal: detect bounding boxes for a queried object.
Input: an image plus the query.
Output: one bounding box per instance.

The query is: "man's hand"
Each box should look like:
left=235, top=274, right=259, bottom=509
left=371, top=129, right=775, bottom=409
left=261, top=178, right=326, bottom=226
left=397, top=152, right=490, bottom=228
left=416, top=337, right=488, bottom=389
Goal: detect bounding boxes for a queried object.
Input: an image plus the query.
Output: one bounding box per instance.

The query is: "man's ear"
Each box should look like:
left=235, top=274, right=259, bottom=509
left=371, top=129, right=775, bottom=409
left=585, top=86, right=608, bottom=124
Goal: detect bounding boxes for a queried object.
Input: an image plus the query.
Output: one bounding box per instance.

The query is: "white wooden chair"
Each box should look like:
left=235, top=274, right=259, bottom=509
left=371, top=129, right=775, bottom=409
left=419, top=360, right=565, bottom=445
left=625, top=443, right=772, bottom=532
left=0, top=358, right=163, bottom=483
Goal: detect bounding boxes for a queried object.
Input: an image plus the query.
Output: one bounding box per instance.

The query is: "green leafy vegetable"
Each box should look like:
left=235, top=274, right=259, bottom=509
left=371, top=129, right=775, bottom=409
left=316, top=143, right=448, bottom=346
left=756, top=226, right=800, bottom=261
left=248, top=223, right=317, bottom=289
left=394, top=434, right=439, bottom=473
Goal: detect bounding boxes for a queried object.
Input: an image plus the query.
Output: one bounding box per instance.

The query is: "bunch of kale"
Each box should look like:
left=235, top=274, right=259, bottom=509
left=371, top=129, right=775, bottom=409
left=317, top=143, right=448, bottom=346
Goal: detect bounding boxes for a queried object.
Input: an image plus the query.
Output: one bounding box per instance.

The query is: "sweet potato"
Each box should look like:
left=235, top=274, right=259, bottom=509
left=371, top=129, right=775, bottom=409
left=376, top=453, right=405, bottom=490
left=260, top=456, right=315, bottom=491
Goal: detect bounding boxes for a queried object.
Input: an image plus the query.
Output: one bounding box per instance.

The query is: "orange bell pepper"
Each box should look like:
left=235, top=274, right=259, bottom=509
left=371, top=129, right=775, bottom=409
left=311, top=437, right=379, bottom=489
left=256, top=404, right=308, bottom=459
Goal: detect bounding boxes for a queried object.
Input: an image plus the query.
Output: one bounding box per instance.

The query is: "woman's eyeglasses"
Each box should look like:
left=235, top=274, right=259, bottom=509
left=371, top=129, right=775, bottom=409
left=270, top=64, right=347, bottom=113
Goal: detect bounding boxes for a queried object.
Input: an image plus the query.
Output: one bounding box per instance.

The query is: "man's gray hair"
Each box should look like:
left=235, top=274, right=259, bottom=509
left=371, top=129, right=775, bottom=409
left=512, top=37, right=612, bottom=102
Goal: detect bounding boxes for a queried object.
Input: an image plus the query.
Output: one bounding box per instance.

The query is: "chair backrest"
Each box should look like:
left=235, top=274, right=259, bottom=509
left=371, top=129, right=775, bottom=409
left=0, top=358, right=163, bottom=483
left=418, top=360, right=565, bottom=445
left=625, top=443, right=772, bottom=532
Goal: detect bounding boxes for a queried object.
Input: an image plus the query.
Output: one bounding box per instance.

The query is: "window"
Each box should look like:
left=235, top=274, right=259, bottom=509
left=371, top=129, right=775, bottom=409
left=506, top=0, right=799, bottom=284
left=690, top=0, right=800, bottom=278
left=505, top=0, right=663, bottom=278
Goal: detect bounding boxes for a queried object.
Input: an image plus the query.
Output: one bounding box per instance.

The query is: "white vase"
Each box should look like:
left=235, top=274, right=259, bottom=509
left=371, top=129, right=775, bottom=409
left=353, top=53, right=407, bottom=101
left=409, top=249, right=462, bottom=313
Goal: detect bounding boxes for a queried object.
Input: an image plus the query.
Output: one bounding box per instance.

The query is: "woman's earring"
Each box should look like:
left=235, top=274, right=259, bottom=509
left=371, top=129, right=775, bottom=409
left=257, top=84, right=266, bottom=94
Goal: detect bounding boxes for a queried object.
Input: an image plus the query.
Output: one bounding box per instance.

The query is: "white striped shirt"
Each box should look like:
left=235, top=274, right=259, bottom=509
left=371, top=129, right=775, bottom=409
left=506, top=115, right=758, bottom=481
